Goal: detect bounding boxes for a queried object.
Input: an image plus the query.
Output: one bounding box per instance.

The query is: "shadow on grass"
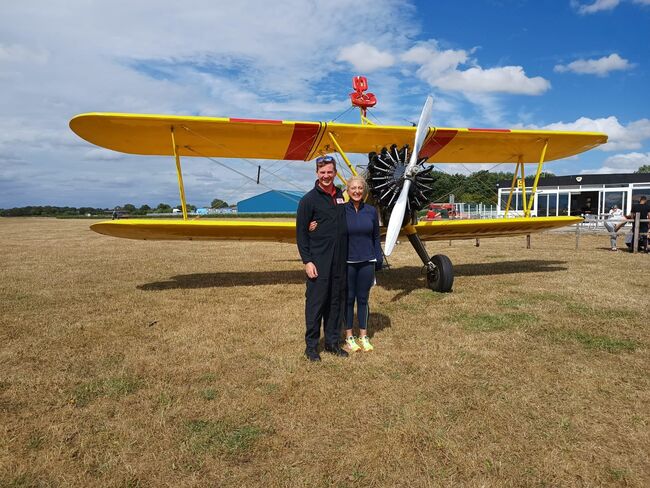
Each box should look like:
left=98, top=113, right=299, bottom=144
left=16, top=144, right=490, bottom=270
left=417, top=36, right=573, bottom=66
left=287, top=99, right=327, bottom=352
left=137, top=259, right=566, bottom=294
left=378, top=259, right=567, bottom=299
left=138, top=270, right=306, bottom=290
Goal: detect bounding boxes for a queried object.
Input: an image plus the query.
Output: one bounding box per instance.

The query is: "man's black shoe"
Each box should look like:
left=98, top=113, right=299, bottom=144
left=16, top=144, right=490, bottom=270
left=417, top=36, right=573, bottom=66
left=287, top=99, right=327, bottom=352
left=324, top=344, right=349, bottom=357
left=305, top=348, right=321, bottom=362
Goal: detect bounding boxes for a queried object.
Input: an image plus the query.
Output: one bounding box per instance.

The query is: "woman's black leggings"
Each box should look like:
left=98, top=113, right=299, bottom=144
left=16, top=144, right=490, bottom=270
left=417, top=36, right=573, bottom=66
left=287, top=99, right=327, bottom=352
left=346, top=261, right=375, bottom=330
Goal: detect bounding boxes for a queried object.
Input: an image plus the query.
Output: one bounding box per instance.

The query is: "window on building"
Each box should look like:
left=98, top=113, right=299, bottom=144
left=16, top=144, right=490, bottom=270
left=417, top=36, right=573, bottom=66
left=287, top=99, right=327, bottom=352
left=537, top=194, right=548, bottom=217
left=500, top=192, right=510, bottom=211
left=558, top=193, right=569, bottom=216
left=632, top=189, right=650, bottom=205
left=515, top=192, right=532, bottom=212
left=603, top=191, right=626, bottom=214
left=548, top=193, right=558, bottom=216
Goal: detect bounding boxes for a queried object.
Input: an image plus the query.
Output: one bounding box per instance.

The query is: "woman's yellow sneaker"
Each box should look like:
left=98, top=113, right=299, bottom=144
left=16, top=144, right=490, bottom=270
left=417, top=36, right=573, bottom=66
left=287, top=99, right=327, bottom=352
left=345, top=336, right=361, bottom=353
left=359, top=336, right=374, bottom=352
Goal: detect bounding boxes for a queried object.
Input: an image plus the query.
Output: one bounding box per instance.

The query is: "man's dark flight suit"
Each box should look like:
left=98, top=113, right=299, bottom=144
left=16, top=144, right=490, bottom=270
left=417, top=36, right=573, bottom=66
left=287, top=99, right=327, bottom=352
left=296, top=181, right=348, bottom=350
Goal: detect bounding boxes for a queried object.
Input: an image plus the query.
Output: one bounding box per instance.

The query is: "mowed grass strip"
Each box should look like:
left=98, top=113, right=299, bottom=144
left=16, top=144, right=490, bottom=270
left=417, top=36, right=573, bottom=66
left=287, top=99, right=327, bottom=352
left=455, top=311, right=538, bottom=332
left=549, top=330, right=640, bottom=353
left=184, top=419, right=263, bottom=455
left=72, top=375, right=142, bottom=407
left=1, top=218, right=648, bottom=487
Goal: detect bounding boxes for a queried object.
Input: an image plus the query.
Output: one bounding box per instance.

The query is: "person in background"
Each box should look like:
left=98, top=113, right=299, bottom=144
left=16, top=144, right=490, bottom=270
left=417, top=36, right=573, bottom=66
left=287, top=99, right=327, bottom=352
left=603, top=204, right=626, bottom=251
left=629, top=195, right=649, bottom=252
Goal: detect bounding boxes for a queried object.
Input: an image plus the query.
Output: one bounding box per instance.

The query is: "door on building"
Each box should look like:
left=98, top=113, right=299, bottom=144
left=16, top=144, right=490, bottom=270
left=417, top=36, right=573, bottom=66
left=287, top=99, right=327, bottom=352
left=572, top=191, right=599, bottom=215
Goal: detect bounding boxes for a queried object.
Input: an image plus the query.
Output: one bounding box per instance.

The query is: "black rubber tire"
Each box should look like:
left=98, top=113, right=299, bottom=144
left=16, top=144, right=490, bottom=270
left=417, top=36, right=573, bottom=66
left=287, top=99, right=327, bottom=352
left=427, top=254, right=454, bottom=292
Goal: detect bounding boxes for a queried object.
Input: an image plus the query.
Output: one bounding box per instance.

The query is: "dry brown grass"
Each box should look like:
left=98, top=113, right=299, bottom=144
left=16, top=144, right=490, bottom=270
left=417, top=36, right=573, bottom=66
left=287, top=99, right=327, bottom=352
left=1, top=217, right=648, bottom=487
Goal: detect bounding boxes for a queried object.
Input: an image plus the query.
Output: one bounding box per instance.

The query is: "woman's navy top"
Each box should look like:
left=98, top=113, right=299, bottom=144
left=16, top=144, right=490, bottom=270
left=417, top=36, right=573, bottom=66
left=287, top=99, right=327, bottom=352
left=345, top=201, right=383, bottom=268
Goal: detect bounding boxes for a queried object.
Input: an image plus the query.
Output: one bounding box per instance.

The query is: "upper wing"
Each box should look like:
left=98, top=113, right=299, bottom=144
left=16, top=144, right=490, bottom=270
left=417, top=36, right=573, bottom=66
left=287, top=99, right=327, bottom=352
left=70, top=113, right=607, bottom=163
left=90, top=216, right=581, bottom=242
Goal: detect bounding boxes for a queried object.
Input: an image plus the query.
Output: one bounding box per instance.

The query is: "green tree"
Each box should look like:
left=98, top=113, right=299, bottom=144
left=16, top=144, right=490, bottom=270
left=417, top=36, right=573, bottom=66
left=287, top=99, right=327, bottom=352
left=122, top=203, right=136, bottom=213
left=155, top=203, right=172, bottom=213
left=635, top=164, right=650, bottom=173
left=211, top=198, right=229, bottom=209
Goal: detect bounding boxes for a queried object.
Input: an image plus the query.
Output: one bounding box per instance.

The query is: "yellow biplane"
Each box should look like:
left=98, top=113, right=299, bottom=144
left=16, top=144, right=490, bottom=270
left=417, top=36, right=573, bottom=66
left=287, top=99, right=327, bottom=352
left=69, top=77, right=607, bottom=292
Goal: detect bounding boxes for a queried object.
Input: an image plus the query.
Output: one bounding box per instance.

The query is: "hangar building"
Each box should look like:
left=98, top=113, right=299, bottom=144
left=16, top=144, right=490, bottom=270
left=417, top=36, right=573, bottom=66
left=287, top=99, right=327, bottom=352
left=497, top=173, right=650, bottom=217
left=237, top=190, right=305, bottom=213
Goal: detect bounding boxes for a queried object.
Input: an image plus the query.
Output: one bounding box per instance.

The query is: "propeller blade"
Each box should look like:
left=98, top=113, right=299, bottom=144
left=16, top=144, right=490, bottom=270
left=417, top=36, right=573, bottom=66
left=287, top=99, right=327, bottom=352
left=384, top=180, right=411, bottom=255
left=383, top=96, right=433, bottom=256
left=407, top=95, right=434, bottom=171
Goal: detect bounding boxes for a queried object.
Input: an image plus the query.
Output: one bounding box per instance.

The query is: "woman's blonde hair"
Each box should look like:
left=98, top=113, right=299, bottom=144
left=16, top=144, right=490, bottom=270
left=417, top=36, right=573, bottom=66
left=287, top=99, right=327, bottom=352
left=346, top=175, right=367, bottom=191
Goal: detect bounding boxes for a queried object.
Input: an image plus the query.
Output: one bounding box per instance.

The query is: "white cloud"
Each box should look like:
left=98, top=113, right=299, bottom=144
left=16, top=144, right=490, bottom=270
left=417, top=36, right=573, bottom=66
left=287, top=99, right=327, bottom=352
left=581, top=152, right=650, bottom=173
left=573, top=0, right=621, bottom=14
left=401, top=41, right=550, bottom=95
left=435, top=66, right=550, bottom=95
left=536, top=117, right=650, bottom=152
left=572, top=0, right=650, bottom=14
left=0, top=43, right=49, bottom=64
left=337, top=42, right=395, bottom=72
left=83, top=148, right=126, bottom=161
left=554, top=53, right=633, bottom=76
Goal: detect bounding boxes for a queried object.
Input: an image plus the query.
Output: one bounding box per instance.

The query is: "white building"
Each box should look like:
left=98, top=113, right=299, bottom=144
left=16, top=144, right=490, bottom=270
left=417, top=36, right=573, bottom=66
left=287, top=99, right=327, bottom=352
left=497, top=173, right=650, bottom=217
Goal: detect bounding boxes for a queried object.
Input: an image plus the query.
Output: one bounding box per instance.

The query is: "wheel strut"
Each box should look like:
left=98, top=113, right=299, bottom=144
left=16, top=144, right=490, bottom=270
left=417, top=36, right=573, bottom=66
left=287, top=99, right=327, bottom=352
left=406, top=232, right=454, bottom=292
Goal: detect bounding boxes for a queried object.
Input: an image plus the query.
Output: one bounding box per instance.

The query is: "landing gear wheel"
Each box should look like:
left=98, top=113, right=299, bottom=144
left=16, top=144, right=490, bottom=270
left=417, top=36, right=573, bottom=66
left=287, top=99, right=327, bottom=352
left=427, top=254, right=453, bottom=292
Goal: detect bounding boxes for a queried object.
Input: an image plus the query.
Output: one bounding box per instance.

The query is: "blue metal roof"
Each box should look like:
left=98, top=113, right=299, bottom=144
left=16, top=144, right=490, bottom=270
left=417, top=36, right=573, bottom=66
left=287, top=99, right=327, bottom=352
left=237, top=190, right=305, bottom=213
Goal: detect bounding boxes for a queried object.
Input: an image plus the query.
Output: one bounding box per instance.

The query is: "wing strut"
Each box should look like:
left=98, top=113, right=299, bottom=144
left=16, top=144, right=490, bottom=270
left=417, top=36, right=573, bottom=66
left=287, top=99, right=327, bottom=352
left=503, top=139, right=549, bottom=218
left=327, top=132, right=358, bottom=177
left=170, top=127, right=188, bottom=220
left=504, top=157, right=521, bottom=217
left=526, top=139, right=549, bottom=217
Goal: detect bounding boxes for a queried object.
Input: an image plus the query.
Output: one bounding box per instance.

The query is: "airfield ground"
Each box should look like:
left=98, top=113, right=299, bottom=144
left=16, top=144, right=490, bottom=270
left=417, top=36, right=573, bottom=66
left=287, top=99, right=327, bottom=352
left=1, top=218, right=648, bottom=487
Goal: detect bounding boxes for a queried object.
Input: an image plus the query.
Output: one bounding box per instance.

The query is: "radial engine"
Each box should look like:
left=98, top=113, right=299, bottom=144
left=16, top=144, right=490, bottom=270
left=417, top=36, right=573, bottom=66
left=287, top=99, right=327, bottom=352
left=366, top=143, right=436, bottom=225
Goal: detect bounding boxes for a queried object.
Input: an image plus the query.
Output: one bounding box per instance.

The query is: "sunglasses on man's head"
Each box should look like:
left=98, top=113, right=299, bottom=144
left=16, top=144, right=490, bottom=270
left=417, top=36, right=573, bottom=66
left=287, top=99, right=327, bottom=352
left=316, top=155, right=335, bottom=164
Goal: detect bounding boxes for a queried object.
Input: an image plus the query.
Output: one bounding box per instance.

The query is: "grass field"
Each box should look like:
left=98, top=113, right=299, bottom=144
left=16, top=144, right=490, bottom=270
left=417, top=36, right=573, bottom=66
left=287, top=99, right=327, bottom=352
left=1, top=218, right=648, bottom=487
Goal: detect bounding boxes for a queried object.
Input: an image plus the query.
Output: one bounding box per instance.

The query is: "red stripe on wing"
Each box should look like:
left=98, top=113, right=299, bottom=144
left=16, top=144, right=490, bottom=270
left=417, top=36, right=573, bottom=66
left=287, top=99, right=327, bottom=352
left=419, top=129, right=458, bottom=158
left=468, top=128, right=511, bottom=132
left=284, top=123, right=321, bottom=160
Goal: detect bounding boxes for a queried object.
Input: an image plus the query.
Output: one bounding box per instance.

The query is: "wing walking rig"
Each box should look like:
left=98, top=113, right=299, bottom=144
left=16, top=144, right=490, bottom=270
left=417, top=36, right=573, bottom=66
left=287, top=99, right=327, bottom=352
left=69, top=76, right=608, bottom=292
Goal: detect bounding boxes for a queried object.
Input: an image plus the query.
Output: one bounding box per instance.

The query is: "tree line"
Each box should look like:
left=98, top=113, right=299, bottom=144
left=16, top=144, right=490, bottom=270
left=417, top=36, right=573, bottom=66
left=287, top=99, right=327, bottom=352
left=1, top=199, right=232, bottom=217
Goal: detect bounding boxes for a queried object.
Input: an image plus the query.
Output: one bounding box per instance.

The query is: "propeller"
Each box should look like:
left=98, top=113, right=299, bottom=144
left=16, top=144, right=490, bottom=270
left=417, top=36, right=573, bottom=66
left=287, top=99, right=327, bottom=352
left=384, top=96, right=433, bottom=256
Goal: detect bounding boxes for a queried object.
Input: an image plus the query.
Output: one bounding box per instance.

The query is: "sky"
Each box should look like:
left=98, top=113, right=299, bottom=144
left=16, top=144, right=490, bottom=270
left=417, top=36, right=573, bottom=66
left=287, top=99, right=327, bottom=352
left=1, top=0, right=649, bottom=208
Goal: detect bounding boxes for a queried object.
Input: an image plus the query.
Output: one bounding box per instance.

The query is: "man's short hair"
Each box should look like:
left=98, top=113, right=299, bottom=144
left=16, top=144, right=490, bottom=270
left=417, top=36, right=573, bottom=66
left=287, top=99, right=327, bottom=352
left=315, top=155, right=337, bottom=170
left=640, top=195, right=647, bottom=201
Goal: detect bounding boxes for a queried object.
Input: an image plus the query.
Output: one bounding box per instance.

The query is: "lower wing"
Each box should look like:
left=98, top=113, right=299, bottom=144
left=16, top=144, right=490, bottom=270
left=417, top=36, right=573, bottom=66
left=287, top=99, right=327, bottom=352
left=90, top=216, right=581, bottom=242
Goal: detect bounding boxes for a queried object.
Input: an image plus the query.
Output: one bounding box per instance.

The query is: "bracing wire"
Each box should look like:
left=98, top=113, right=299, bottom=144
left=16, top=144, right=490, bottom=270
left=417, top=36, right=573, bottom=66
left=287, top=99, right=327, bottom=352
left=179, top=125, right=309, bottom=193
left=184, top=147, right=303, bottom=205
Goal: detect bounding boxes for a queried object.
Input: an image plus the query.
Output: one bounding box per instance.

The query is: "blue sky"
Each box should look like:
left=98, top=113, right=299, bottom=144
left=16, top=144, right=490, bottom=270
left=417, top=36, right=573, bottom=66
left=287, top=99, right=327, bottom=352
left=1, top=0, right=649, bottom=208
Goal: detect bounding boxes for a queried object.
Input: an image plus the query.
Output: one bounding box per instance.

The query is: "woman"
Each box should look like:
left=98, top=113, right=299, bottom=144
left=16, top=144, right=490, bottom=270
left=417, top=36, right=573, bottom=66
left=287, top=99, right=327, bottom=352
left=342, top=176, right=383, bottom=352
left=309, top=176, right=383, bottom=352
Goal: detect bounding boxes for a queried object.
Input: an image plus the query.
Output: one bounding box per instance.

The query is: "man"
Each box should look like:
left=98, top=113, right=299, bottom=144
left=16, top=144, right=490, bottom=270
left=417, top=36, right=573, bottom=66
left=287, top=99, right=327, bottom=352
left=604, top=205, right=625, bottom=251
left=630, top=195, right=650, bottom=252
left=296, top=156, right=349, bottom=361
